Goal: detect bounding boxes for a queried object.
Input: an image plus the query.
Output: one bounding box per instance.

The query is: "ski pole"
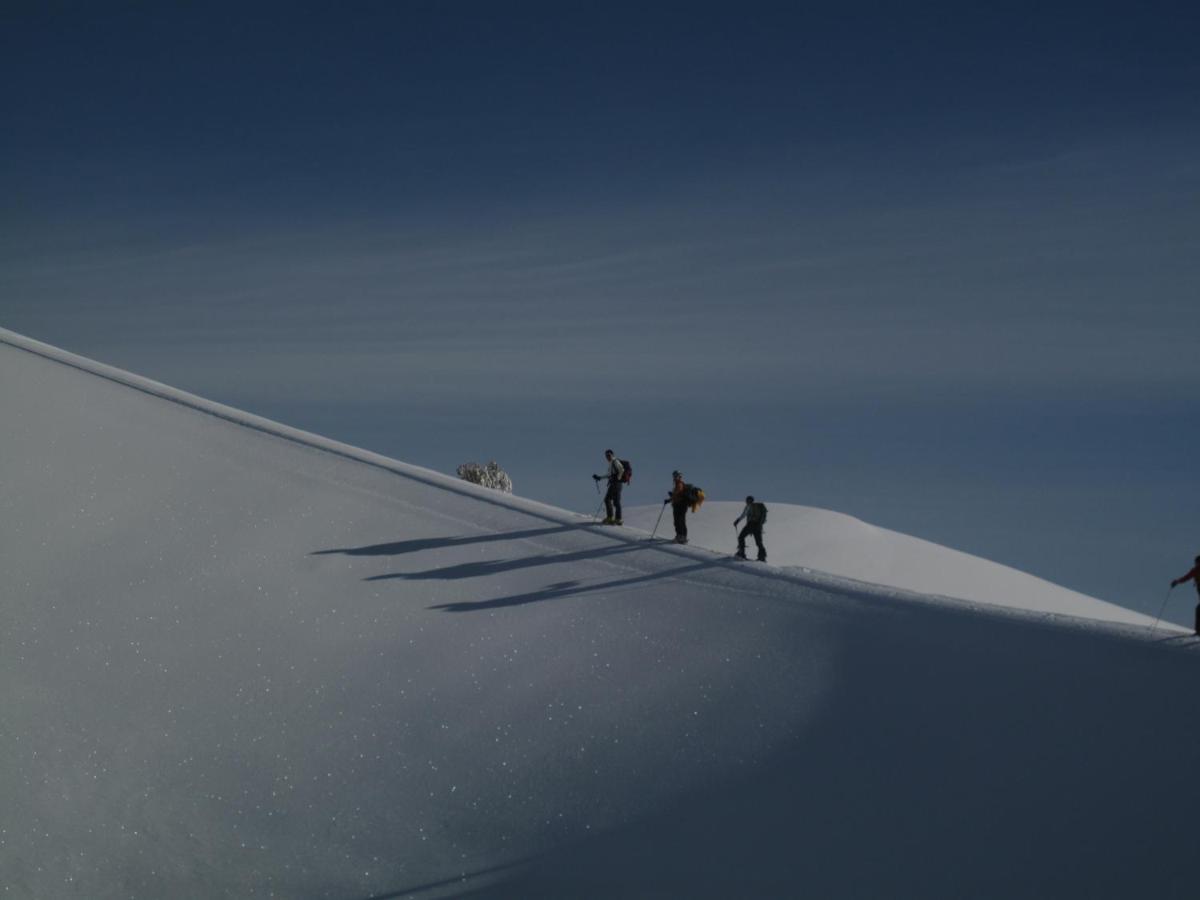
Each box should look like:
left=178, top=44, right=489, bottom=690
left=1150, top=585, right=1174, bottom=637
left=648, top=502, right=667, bottom=541
left=588, top=477, right=605, bottom=521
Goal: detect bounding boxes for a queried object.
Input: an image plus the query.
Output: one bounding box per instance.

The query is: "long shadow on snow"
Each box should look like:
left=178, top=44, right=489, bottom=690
left=448, top=600, right=1200, bottom=899
left=353, top=858, right=531, bottom=899
left=367, top=542, right=644, bottom=584
left=312, top=523, right=594, bottom=558
left=429, top=561, right=721, bottom=612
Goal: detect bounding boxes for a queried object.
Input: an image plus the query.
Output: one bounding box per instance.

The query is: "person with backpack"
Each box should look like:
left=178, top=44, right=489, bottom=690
left=1170, top=555, right=1200, bottom=634
left=733, top=495, right=768, bottom=562
left=664, top=470, right=703, bottom=544
left=592, top=449, right=626, bottom=525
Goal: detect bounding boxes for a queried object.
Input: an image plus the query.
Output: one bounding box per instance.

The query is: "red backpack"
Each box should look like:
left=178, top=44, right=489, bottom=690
left=620, top=459, right=632, bottom=484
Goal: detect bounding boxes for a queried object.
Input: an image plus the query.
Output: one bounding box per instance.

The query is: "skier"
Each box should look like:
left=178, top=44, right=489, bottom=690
left=733, top=495, right=768, bottom=562
left=664, top=470, right=690, bottom=544
left=1169, top=554, right=1200, bottom=634
left=592, top=449, right=625, bottom=525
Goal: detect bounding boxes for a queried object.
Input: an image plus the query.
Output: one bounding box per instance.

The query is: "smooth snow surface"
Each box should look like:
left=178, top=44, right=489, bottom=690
left=624, top=502, right=1161, bottom=627
left=2, top=327, right=1199, bottom=900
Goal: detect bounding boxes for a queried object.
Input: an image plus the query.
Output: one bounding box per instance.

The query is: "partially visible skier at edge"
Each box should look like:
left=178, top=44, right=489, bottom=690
left=592, top=449, right=625, bottom=526
left=1169, top=554, right=1200, bottom=634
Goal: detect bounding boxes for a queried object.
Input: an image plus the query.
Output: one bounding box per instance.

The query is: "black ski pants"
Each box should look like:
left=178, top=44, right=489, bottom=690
left=604, top=480, right=623, bottom=521
left=672, top=501, right=688, bottom=539
left=738, top=523, right=766, bottom=560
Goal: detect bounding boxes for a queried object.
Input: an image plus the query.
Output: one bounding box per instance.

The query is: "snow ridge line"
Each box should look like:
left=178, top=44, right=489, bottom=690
left=0, top=328, right=1176, bottom=642
left=773, top=562, right=1180, bottom=644
left=0, top=326, right=568, bottom=522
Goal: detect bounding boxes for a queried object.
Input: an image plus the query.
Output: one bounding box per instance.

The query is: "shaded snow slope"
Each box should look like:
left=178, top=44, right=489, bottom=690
left=624, top=502, right=1161, bottom=627
left=2, top=327, right=1199, bottom=900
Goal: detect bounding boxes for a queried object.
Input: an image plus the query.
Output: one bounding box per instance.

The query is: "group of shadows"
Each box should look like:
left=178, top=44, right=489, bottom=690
left=313, top=522, right=723, bottom=613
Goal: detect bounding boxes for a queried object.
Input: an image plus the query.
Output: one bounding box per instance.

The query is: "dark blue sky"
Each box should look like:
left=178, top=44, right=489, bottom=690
left=3, top=2, right=1199, bottom=621
left=6, top=2, right=1196, bottom=217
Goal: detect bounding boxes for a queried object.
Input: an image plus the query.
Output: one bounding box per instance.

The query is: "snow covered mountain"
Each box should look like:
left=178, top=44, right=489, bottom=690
left=624, top=502, right=1160, bottom=627
left=2, top=326, right=1198, bottom=899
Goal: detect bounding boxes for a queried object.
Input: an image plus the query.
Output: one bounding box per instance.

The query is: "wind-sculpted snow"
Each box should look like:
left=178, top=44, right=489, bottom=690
left=2, top=328, right=1198, bottom=899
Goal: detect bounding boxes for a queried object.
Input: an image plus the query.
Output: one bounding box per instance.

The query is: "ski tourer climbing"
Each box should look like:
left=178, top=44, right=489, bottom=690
left=1170, top=555, right=1200, bottom=634
left=665, top=470, right=689, bottom=543
left=733, top=495, right=768, bottom=562
left=592, top=449, right=625, bottom=525
left=663, top=470, right=703, bottom=543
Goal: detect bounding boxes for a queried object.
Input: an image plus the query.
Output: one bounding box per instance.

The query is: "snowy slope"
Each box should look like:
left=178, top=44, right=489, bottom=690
left=624, top=502, right=1161, bottom=627
left=3, top=327, right=1199, bottom=900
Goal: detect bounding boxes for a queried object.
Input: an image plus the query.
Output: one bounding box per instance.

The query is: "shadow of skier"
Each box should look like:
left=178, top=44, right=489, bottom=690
left=428, top=561, right=720, bottom=612
left=312, top=523, right=594, bottom=558
left=367, top=542, right=642, bottom=583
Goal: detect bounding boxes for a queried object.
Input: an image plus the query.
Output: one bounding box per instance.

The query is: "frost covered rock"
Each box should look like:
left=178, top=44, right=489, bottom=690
left=456, top=460, right=513, bottom=493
